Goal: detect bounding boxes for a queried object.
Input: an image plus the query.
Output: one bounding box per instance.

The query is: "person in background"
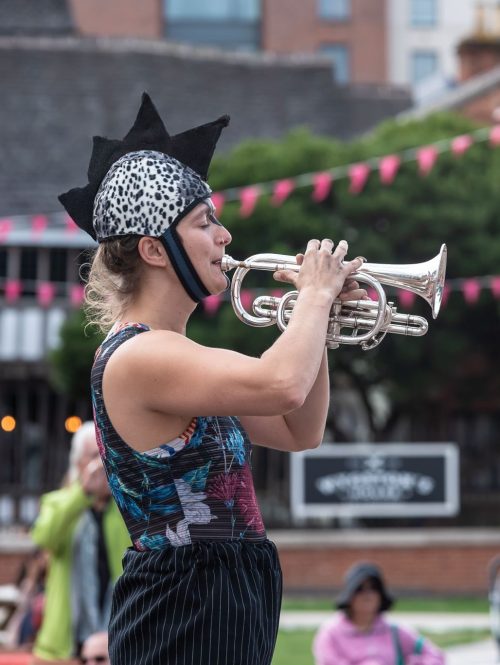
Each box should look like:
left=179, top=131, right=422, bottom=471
left=3, top=548, right=47, bottom=650
left=30, top=423, right=130, bottom=663
left=79, top=631, right=109, bottom=665
left=313, top=562, right=445, bottom=665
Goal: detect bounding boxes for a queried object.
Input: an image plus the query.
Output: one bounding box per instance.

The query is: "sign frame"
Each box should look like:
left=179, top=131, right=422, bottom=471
left=290, top=443, right=460, bottom=519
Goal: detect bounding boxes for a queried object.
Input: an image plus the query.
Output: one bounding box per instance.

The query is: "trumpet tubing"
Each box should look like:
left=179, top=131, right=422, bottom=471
left=220, top=245, right=447, bottom=351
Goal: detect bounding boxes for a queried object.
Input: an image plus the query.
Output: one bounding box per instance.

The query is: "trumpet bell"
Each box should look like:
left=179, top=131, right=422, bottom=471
left=361, top=244, right=447, bottom=319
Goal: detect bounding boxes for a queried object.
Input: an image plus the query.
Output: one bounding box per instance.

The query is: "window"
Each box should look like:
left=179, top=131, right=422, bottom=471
left=319, top=44, right=350, bottom=84
left=167, top=0, right=259, bottom=20
left=164, top=0, right=261, bottom=51
left=318, top=0, right=350, bottom=21
left=411, top=50, right=438, bottom=83
left=410, top=0, right=437, bottom=27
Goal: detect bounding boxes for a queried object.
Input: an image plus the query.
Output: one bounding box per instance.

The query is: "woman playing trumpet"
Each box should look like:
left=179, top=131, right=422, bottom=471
left=59, top=93, right=366, bottom=665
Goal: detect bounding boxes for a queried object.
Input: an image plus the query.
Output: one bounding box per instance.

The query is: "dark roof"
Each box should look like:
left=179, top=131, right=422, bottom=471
left=0, top=36, right=411, bottom=217
left=0, top=0, right=74, bottom=36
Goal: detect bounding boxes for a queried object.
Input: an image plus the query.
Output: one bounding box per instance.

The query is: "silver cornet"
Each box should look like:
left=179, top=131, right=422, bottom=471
left=220, top=244, right=447, bottom=350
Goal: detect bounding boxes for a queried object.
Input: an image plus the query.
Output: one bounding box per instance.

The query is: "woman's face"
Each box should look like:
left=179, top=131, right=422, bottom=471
left=176, top=200, right=232, bottom=295
left=349, top=578, right=382, bottom=619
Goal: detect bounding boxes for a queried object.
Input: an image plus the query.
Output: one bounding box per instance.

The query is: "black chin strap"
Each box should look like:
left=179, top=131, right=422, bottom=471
left=160, top=226, right=211, bottom=303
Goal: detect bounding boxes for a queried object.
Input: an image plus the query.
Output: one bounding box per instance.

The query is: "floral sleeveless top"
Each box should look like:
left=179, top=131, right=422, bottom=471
left=91, top=323, right=266, bottom=551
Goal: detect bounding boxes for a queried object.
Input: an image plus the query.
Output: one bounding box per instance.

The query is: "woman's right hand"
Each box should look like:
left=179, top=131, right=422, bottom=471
left=273, top=238, right=363, bottom=302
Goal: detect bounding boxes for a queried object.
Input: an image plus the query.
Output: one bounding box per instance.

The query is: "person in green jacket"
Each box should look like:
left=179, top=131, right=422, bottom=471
left=31, top=422, right=130, bottom=663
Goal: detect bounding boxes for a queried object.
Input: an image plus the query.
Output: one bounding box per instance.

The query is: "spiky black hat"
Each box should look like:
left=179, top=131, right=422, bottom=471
left=59, top=93, right=230, bottom=302
left=59, top=92, right=229, bottom=241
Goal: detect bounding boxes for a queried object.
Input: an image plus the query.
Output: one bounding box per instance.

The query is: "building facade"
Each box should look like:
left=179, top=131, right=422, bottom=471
left=387, top=0, right=500, bottom=104
left=0, top=219, right=94, bottom=525
left=68, top=0, right=388, bottom=85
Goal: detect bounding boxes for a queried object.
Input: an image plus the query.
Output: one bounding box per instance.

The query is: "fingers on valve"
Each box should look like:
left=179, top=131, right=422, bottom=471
left=305, top=238, right=321, bottom=253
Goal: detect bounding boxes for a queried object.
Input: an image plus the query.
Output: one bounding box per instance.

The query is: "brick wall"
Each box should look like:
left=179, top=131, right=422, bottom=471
left=262, top=0, right=387, bottom=84
left=69, top=0, right=162, bottom=39
left=2, top=530, right=499, bottom=595
left=272, top=529, right=500, bottom=595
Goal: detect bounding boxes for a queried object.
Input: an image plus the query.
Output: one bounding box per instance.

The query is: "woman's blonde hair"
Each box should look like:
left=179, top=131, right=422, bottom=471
left=84, top=235, right=144, bottom=333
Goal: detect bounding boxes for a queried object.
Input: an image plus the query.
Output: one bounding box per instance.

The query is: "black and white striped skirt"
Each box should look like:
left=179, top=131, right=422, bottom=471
left=109, top=539, right=282, bottom=665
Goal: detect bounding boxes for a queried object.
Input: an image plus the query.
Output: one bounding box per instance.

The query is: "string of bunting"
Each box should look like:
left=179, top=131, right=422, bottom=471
left=208, top=124, right=500, bottom=218
left=1, top=124, right=500, bottom=241
left=1, top=275, right=499, bottom=312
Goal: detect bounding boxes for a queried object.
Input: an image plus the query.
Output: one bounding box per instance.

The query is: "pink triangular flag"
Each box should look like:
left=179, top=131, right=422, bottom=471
left=490, top=126, right=500, bottom=146
left=210, top=192, right=225, bottom=218
left=65, top=215, right=78, bottom=234
left=31, top=215, right=48, bottom=237
left=241, top=289, right=254, bottom=311
left=462, top=278, right=481, bottom=304
left=366, top=287, right=379, bottom=301
left=441, top=284, right=451, bottom=307
left=69, top=284, right=85, bottom=307
left=491, top=276, right=500, bottom=298
left=271, top=179, right=294, bottom=206
left=0, top=219, right=12, bottom=243
left=312, top=172, right=333, bottom=202
left=417, top=146, right=438, bottom=176
left=379, top=155, right=401, bottom=185
left=5, top=279, right=22, bottom=303
left=37, top=282, right=56, bottom=307
left=349, top=163, right=370, bottom=195
left=398, top=290, right=416, bottom=308
left=451, top=134, right=473, bottom=156
left=239, top=186, right=260, bottom=218
left=202, top=294, right=222, bottom=316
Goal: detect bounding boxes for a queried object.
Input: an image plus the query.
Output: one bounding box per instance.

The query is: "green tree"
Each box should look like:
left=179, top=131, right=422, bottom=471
left=49, top=112, right=500, bottom=440
left=49, top=308, right=104, bottom=401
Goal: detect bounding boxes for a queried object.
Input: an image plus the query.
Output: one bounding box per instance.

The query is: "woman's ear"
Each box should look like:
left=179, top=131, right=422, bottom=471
left=137, top=237, right=168, bottom=267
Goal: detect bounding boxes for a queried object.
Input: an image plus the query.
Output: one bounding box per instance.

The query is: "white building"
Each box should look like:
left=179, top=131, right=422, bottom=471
left=387, top=0, right=500, bottom=104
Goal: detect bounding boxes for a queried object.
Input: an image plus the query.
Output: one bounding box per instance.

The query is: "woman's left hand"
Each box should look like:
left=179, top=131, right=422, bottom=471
left=292, top=253, right=368, bottom=302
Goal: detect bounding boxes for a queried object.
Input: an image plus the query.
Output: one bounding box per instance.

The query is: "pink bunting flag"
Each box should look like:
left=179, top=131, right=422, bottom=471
left=490, top=126, right=500, bottom=146
left=441, top=283, right=451, bottom=307
left=451, top=134, right=473, bottom=156
left=210, top=192, right=225, bottom=218
left=462, top=278, right=481, bottom=304
left=490, top=276, right=500, bottom=298
left=417, top=146, right=438, bottom=176
left=31, top=215, right=48, bottom=238
left=311, top=172, right=333, bottom=202
left=239, top=186, right=260, bottom=218
left=366, top=287, right=379, bottom=301
left=69, top=284, right=85, bottom=307
left=241, top=289, right=254, bottom=311
left=0, top=219, right=12, bottom=244
left=349, top=163, right=370, bottom=195
left=398, top=290, right=416, bottom=308
left=5, top=279, right=22, bottom=303
left=271, top=289, right=285, bottom=298
left=379, top=155, right=401, bottom=185
left=202, top=294, right=221, bottom=316
left=65, top=216, right=78, bottom=234
left=37, top=282, right=56, bottom=307
left=271, top=179, right=294, bottom=206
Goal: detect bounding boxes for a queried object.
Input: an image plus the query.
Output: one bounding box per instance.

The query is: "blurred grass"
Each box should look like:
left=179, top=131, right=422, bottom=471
left=271, top=628, right=492, bottom=665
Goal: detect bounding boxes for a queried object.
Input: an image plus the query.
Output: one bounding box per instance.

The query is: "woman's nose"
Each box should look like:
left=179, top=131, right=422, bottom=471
left=218, top=226, right=232, bottom=246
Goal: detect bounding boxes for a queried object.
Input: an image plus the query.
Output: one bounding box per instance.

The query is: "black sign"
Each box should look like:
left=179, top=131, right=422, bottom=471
left=290, top=443, right=459, bottom=518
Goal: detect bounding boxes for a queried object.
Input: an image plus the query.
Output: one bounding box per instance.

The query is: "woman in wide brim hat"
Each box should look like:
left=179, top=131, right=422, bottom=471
left=313, top=561, right=445, bottom=665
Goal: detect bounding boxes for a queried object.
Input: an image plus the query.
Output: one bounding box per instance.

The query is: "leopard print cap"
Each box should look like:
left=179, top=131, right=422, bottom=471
left=93, top=150, right=212, bottom=240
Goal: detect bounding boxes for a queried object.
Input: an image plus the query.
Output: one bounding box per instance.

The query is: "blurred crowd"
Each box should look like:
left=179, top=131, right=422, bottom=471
left=0, top=423, right=129, bottom=664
